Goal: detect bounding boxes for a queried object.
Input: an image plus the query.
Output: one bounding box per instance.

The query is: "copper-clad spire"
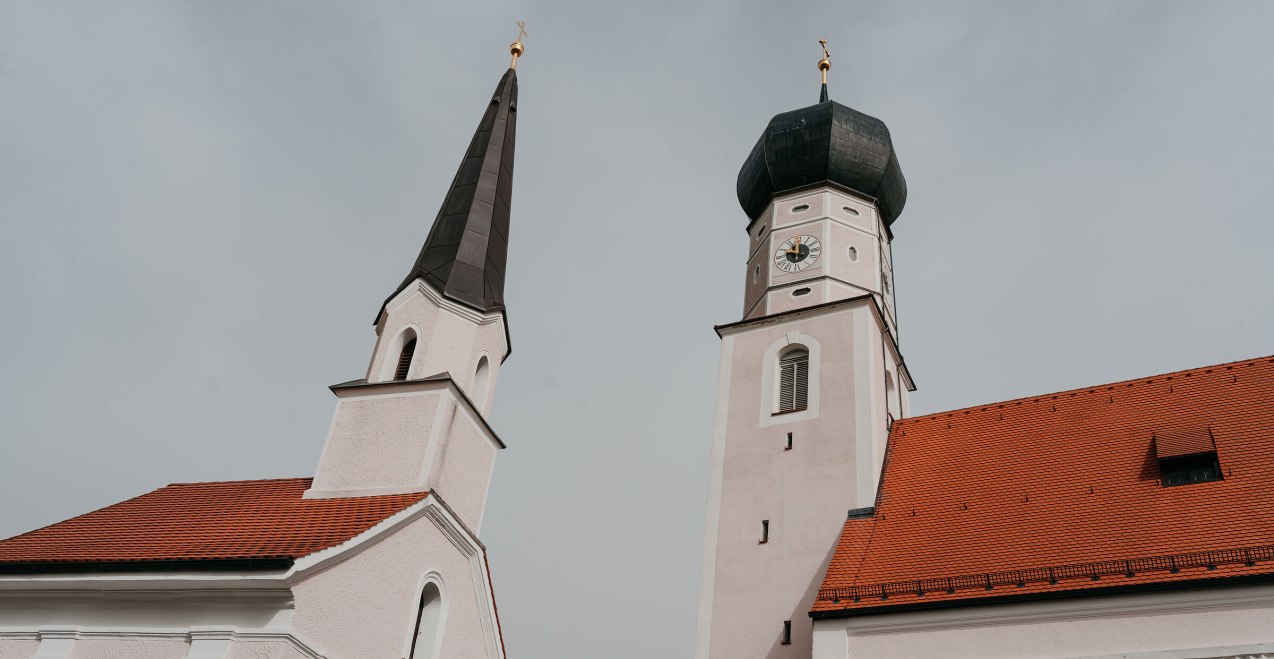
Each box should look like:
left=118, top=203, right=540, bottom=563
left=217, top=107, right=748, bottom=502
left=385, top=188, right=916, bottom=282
left=378, top=46, right=521, bottom=320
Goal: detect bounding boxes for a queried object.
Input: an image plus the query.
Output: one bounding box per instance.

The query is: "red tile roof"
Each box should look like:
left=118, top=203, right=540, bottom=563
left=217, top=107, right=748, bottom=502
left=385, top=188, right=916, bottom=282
left=0, top=478, right=426, bottom=572
left=814, top=355, right=1274, bottom=615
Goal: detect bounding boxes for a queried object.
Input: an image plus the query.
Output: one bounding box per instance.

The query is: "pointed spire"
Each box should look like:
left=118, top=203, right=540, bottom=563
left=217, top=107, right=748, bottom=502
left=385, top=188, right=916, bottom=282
left=379, top=60, right=520, bottom=320
left=818, top=39, right=831, bottom=103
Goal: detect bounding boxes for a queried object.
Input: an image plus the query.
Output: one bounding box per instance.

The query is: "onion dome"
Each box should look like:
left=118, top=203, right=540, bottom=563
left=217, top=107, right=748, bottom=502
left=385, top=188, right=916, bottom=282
left=736, top=83, right=907, bottom=227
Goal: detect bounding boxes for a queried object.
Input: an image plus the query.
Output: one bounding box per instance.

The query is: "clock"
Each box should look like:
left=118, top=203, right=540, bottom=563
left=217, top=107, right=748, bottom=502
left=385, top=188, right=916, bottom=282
left=774, top=235, right=822, bottom=273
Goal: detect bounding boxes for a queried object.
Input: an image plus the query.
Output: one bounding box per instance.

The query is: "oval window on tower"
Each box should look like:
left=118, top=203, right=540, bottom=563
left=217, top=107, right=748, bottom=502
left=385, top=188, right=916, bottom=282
left=848, top=246, right=858, bottom=262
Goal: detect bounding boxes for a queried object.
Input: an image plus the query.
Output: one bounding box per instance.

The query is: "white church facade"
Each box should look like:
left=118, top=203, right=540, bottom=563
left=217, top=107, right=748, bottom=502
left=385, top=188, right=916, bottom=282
left=0, top=41, right=527, bottom=659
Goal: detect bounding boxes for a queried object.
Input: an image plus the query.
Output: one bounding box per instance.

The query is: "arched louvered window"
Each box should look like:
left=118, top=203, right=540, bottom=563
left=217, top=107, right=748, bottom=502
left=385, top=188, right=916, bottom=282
left=408, top=581, right=444, bottom=659
left=472, top=355, right=491, bottom=411
left=778, top=348, right=809, bottom=412
left=394, top=337, right=417, bottom=382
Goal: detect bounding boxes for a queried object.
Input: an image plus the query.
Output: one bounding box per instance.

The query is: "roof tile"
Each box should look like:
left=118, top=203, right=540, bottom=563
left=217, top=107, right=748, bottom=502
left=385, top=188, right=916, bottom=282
left=814, top=355, right=1274, bottom=615
left=0, top=478, right=426, bottom=569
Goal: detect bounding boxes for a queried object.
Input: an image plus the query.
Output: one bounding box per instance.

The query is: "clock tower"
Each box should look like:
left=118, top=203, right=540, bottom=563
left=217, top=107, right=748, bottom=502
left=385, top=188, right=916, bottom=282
left=694, top=50, right=916, bottom=658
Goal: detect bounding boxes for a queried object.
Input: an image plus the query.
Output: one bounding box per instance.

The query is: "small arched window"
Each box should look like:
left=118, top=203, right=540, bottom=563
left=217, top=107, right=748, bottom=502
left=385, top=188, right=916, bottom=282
left=778, top=348, right=809, bottom=412
left=393, top=337, right=417, bottom=382
left=409, top=582, right=444, bottom=659
left=472, top=355, right=491, bottom=411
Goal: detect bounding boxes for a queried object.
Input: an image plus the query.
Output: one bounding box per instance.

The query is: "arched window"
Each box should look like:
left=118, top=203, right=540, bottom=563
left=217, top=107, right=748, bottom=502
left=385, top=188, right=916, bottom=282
left=393, top=337, right=417, bottom=382
left=472, top=355, right=491, bottom=410
left=778, top=348, right=809, bottom=412
left=409, top=582, right=444, bottom=659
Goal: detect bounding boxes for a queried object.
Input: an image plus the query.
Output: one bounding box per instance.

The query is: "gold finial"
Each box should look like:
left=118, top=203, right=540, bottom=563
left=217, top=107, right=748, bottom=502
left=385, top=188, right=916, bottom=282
left=509, top=21, right=527, bottom=69
left=818, top=39, right=831, bottom=84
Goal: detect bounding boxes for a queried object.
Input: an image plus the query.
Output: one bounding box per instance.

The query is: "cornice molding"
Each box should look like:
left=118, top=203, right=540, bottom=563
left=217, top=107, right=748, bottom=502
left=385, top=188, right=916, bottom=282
left=814, top=580, right=1274, bottom=634
left=716, top=294, right=916, bottom=391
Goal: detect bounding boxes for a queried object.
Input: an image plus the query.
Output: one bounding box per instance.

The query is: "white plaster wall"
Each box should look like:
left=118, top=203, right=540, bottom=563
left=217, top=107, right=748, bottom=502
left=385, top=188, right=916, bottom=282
left=768, top=283, right=827, bottom=315
left=368, top=284, right=506, bottom=411
left=812, top=585, right=1274, bottom=659
left=225, top=641, right=311, bottom=659
left=0, top=592, right=290, bottom=630
left=433, top=411, right=498, bottom=533
left=0, top=640, right=38, bottom=658
left=309, top=391, right=440, bottom=494
left=702, top=303, right=892, bottom=659
left=826, top=222, right=880, bottom=294
left=68, top=639, right=189, bottom=658
left=291, top=512, right=497, bottom=659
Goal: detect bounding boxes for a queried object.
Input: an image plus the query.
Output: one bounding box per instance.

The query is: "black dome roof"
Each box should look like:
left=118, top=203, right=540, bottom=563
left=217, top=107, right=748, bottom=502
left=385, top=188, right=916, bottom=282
left=737, top=99, right=907, bottom=226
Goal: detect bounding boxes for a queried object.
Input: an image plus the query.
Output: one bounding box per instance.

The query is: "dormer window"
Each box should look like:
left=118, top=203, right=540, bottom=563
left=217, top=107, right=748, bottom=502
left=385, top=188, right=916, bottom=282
left=1154, top=428, right=1222, bottom=487
left=1160, top=453, right=1221, bottom=486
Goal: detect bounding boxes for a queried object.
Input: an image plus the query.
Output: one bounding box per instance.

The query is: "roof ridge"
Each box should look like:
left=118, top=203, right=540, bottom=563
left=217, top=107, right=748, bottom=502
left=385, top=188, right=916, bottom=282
left=897, top=354, right=1274, bottom=425
left=165, top=476, right=313, bottom=487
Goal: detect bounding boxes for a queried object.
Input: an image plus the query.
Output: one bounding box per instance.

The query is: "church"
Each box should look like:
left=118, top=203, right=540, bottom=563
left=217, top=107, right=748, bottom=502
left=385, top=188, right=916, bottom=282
left=692, top=46, right=1274, bottom=659
left=0, top=36, right=527, bottom=659
left=0, top=31, right=1273, bottom=659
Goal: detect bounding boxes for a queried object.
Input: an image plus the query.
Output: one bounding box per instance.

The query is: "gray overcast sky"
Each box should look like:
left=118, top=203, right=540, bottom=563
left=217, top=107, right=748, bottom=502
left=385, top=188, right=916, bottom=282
left=2, top=2, right=1272, bottom=657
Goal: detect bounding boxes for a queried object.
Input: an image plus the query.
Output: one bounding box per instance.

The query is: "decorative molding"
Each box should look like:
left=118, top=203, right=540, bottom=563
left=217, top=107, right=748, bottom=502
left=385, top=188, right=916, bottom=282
left=1077, top=643, right=1274, bottom=659
left=386, top=279, right=504, bottom=329
left=819, top=582, right=1274, bottom=635
left=0, top=627, right=327, bottom=659
left=301, top=484, right=428, bottom=499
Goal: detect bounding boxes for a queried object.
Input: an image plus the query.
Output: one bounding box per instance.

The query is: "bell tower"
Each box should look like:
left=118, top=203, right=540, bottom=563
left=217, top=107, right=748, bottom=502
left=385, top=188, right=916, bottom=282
left=304, top=51, right=524, bottom=537
left=694, top=45, right=916, bottom=658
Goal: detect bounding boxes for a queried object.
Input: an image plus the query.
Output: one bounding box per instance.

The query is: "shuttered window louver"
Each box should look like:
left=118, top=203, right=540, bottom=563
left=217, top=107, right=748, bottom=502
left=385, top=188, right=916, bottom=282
left=778, top=349, right=809, bottom=412
left=394, top=338, right=417, bottom=382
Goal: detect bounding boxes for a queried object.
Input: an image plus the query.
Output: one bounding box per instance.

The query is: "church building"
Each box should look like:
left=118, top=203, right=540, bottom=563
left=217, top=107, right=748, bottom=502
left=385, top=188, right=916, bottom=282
left=0, top=39, right=529, bottom=659
left=694, top=48, right=1274, bottom=659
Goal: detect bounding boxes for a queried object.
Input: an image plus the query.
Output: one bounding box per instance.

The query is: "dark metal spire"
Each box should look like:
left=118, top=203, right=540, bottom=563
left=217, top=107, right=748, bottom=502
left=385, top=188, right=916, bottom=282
left=379, top=67, right=519, bottom=320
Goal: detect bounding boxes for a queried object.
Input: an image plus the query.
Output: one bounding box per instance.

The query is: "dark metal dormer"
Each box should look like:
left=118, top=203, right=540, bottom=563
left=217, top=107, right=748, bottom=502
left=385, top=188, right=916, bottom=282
left=736, top=44, right=907, bottom=228
left=379, top=65, right=520, bottom=320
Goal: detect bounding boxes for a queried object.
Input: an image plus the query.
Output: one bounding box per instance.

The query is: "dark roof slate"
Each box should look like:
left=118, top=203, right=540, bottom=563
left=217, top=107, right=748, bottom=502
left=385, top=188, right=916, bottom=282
left=737, top=97, right=907, bottom=227
left=380, top=67, right=519, bottom=320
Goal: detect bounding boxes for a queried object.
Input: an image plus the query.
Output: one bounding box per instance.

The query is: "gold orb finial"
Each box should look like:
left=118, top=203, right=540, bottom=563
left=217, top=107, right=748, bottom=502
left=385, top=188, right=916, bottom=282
left=818, top=39, right=831, bottom=83
left=509, top=21, right=527, bottom=69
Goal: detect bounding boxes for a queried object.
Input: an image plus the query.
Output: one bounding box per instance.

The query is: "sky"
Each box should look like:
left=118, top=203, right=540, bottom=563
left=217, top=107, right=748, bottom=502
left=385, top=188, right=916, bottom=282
left=2, top=2, right=1273, bottom=657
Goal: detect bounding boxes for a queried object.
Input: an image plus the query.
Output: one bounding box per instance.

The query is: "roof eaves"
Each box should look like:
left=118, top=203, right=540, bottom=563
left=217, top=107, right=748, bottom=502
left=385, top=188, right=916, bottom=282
left=810, top=570, right=1274, bottom=620
left=0, top=557, right=295, bottom=576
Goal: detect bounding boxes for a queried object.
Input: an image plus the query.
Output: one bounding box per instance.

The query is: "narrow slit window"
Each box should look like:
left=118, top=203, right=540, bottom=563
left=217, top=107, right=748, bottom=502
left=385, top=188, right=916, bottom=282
left=777, top=349, right=809, bottom=413
left=781, top=620, right=792, bottom=645
left=785, top=432, right=793, bottom=451
left=394, top=338, right=417, bottom=382
left=409, top=582, right=444, bottom=659
left=760, top=520, right=769, bottom=544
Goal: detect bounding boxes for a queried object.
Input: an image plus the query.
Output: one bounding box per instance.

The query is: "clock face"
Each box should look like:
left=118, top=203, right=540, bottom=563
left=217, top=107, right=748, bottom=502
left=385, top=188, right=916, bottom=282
left=774, top=235, right=822, bottom=273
